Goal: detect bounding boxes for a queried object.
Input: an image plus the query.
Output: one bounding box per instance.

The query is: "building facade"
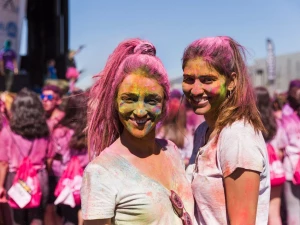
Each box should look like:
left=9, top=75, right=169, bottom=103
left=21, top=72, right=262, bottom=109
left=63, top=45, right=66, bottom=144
left=249, top=52, right=300, bottom=93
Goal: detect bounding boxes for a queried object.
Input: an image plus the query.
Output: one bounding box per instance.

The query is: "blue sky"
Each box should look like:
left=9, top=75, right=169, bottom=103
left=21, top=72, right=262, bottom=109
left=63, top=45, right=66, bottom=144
left=69, top=0, right=300, bottom=89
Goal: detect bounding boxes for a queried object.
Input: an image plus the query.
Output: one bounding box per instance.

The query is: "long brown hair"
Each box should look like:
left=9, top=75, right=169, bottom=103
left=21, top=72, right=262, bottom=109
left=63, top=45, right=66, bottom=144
left=255, top=87, right=277, bottom=142
left=59, top=91, right=87, bottom=151
left=182, top=36, right=265, bottom=135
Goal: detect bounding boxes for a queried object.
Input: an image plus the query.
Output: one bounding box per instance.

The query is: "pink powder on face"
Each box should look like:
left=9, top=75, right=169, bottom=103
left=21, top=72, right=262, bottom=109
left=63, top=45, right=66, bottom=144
left=182, top=36, right=253, bottom=110
left=209, top=85, right=222, bottom=95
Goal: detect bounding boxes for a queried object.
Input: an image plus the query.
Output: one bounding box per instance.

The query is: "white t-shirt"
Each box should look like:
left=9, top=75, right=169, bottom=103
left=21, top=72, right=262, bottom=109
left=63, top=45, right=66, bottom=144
left=156, top=127, right=194, bottom=161
left=81, top=139, right=195, bottom=225
left=187, top=121, right=270, bottom=225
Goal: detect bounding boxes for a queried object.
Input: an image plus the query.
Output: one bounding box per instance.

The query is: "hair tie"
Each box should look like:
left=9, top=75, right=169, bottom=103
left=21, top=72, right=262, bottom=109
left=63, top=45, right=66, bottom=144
left=134, top=43, right=156, bottom=56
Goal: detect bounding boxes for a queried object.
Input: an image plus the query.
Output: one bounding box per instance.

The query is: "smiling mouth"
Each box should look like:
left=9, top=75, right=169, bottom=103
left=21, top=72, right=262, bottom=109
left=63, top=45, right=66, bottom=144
left=129, top=117, right=151, bottom=126
left=190, top=96, right=209, bottom=106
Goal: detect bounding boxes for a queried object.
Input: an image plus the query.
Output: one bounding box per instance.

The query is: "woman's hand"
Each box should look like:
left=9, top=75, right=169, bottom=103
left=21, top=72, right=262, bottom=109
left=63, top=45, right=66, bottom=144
left=224, top=168, right=260, bottom=225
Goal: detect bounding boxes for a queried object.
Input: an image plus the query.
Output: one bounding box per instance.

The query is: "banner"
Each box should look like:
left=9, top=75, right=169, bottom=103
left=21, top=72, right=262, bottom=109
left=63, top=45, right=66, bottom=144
left=0, top=0, right=27, bottom=64
left=266, top=38, right=276, bottom=83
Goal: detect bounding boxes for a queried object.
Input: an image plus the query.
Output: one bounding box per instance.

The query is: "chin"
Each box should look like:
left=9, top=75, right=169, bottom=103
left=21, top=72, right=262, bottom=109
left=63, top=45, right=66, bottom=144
left=129, top=131, right=149, bottom=139
left=193, top=106, right=211, bottom=115
left=128, top=126, right=156, bottom=139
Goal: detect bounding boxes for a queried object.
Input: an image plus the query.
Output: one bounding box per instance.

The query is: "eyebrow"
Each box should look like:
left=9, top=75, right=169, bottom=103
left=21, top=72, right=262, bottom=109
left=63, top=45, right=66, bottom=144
left=183, top=74, right=218, bottom=78
left=146, top=94, right=163, bottom=99
left=120, top=93, right=163, bottom=100
left=120, top=93, right=138, bottom=97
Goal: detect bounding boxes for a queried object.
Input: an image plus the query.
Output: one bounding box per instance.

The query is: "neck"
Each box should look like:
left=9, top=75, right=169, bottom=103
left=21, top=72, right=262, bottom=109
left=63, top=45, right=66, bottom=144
left=204, top=112, right=217, bottom=131
left=120, top=129, right=158, bottom=158
left=46, top=107, right=59, bottom=119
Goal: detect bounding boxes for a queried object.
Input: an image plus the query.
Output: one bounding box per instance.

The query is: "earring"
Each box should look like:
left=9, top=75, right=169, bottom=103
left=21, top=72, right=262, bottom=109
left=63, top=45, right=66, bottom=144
left=228, top=90, right=232, bottom=98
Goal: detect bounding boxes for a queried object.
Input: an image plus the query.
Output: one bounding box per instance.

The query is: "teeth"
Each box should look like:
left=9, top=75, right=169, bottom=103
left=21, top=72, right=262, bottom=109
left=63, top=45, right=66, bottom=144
left=136, top=119, right=147, bottom=123
left=193, top=97, right=207, bottom=102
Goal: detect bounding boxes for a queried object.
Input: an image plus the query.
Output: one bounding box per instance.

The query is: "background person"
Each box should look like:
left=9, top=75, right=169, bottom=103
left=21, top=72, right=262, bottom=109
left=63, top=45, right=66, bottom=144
left=255, top=86, right=287, bottom=225
left=281, top=79, right=300, bottom=225
left=49, top=91, right=89, bottom=225
left=156, top=89, right=194, bottom=166
left=41, top=85, right=65, bottom=132
left=0, top=88, right=53, bottom=225
left=0, top=40, right=18, bottom=92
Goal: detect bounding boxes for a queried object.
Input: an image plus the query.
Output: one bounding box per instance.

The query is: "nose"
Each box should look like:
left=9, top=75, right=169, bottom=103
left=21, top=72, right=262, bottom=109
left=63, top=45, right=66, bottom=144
left=190, top=79, right=204, bottom=96
left=133, top=102, right=147, bottom=117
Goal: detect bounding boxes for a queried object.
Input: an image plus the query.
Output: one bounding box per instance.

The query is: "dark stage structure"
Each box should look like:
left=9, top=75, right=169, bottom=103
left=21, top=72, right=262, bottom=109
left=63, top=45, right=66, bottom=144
left=0, top=0, right=69, bottom=92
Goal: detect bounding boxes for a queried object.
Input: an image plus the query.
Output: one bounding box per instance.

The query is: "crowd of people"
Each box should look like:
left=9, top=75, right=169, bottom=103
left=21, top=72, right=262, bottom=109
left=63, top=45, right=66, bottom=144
left=0, top=85, right=88, bottom=225
left=0, top=36, right=299, bottom=225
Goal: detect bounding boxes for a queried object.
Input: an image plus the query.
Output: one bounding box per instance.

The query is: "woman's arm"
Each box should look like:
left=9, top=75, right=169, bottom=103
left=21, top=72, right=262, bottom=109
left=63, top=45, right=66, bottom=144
left=84, top=219, right=111, bottom=225
left=224, top=168, right=260, bottom=225
left=0, top=161, right=8, bottom=201
left=0, top=161, right=8, bottom=187
left=13, top=59, right=18, bottom=74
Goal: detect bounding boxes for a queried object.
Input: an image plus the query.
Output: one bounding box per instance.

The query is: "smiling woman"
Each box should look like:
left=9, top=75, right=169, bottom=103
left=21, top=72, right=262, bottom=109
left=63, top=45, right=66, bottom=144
left=183, top=36, right=270, bottom=225
left=81, top=38, right=195, bottom=225
left=117, top=74, right=164, bottom=139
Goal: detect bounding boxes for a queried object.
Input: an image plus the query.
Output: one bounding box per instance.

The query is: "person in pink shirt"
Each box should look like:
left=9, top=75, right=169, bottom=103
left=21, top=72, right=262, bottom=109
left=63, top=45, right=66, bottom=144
left=255, top=86, right=287, bottom=225
left=49, top=91, right=88, bottom=225
left=41, top=85, right=65, bottom=132
left=156, top=89, right=194, bottom=167
left=281, top=79, right=300, bottom=225
left=0, top=88, right=53, bottom=225
left=0, top=99, right=5, bottom=130
left=41, top=85, right=65, bottom=225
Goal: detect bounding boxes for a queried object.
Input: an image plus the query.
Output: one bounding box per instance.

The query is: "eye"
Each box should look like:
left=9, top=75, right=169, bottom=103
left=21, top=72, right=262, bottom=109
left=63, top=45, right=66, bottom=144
left=147, top=99, right=158, bottom=105
left=183, top=76, right=194, bottom=84
left=200, top=77, right=214, bottom=84
left=121, top=97, right=136, bottom=103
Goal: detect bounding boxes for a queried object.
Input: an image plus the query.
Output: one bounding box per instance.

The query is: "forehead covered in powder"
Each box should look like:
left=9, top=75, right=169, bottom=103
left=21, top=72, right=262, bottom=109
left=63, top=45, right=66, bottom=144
left=182, top=36, right=238, bottom=77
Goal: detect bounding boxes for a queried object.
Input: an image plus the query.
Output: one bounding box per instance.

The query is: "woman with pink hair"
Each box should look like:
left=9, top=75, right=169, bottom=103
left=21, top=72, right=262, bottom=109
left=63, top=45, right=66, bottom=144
left=183, top=36, right=270, bottom=224
left=81, top=38, right=194, bottom=225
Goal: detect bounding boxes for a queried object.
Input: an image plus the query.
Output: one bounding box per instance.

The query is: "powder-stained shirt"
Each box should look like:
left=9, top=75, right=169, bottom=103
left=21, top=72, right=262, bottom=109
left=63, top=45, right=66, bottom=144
left=269, top=119, right=288, bottom=154
left=50, top=126, right=89, bottom=177
left=187, top=120, right=270, bottom=225
left=81, top=140, right=195, bottom=225
left=281, top=104, right=300, bottom=181
left=0, top=127, right=53, bottom=172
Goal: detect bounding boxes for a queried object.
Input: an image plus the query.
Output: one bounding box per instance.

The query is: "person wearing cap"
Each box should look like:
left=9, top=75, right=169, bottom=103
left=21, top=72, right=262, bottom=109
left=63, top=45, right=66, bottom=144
left=0, top=40, right=18, bottom=92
